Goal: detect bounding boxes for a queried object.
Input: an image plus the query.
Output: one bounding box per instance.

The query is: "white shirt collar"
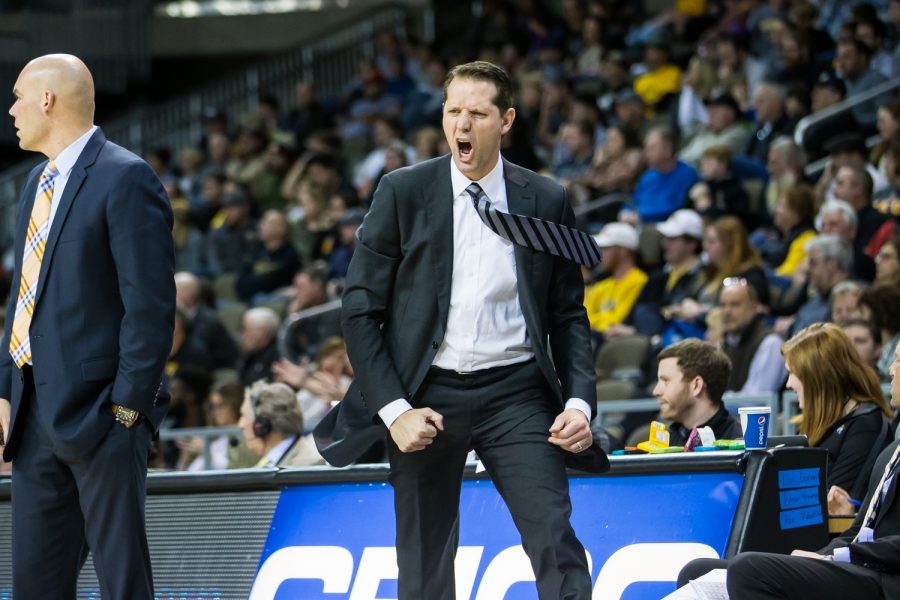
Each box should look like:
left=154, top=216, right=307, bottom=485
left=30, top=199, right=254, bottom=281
left=450, top=154, right=506, bottom=208
left=264, top=435, right=297, bottom=466
left=53, top=125, right=98, bottom=177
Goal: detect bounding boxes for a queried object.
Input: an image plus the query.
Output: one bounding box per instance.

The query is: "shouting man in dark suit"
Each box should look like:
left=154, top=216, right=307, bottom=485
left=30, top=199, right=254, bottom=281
left=1, top=54, right=175, bottom=597
left=314, top=61, right=605, bottom=599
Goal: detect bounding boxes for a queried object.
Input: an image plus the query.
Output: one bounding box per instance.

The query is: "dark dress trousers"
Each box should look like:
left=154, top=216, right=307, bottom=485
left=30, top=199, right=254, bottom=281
left=0, top=129, right=176, bottom=599
left=679, top=440, right=900, bottom=599
left=314, top=155, right=607, bottom=599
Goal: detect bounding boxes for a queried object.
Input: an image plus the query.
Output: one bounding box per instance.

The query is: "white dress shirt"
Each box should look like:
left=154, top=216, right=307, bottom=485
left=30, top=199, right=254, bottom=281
left=260, top=435, right=297, bottom=467
left=45, top=125, right=98, bottom=230
left=378, top=156, right=590, bottom=427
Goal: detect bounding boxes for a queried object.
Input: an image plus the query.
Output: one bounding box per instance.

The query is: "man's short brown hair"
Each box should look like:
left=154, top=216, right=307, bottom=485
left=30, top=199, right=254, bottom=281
left=657, top=339, right=732, bottom=405
left=443, top=61, right=514, bottom=114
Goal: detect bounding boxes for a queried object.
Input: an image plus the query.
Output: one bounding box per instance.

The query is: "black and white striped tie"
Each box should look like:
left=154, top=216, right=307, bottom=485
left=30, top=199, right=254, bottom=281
left=465, top=183, right=602, bottom=267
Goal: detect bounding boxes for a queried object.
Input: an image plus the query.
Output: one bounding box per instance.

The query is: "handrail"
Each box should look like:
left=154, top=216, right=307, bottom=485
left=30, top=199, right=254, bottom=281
left=276, top=298, right=343, bottom=360
left=795, top=76, right=900, bottom=177
left=158, top=425, right=243, bottom=470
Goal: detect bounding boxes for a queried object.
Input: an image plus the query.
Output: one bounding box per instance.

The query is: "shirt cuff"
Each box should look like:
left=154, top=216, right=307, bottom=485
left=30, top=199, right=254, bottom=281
left=565, top=398, right=592, bottom=422
left=832, top=547, right=851, bottom=563
left=378, top=399, right=413, bottom=428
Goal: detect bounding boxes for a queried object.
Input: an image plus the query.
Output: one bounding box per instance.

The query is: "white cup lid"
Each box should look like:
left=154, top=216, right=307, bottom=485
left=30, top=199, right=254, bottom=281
left=738, top=406, right=772, bottom=413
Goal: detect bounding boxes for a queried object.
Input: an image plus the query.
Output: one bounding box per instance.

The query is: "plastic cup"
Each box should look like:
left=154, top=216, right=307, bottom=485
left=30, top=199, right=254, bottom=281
left=739, top=406, right=772, bottom=449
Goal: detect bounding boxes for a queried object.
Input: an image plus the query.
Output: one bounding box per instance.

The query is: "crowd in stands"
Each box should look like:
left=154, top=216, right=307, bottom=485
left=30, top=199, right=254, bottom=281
left=20, top=0, right=898, bottom=473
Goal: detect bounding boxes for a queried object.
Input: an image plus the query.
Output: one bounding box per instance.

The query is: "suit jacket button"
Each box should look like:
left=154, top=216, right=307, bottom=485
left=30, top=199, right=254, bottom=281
left=431, top=341, right=439, bottom=349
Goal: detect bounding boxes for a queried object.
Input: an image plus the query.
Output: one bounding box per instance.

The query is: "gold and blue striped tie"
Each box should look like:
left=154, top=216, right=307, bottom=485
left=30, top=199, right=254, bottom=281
left=9, top=161, right=59, bottom=367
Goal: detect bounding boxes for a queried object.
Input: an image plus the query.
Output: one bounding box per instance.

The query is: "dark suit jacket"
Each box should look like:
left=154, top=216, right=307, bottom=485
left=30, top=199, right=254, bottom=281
left=314, top=155, right=606, bottom=471
left=0, top=129, right=176, bottom=462
left=821, top=440, right=900, bottom=596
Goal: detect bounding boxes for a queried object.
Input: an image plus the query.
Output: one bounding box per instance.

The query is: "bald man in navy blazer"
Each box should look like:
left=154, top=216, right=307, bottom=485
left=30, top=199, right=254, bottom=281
left=1, top=54, right=174, bottom=598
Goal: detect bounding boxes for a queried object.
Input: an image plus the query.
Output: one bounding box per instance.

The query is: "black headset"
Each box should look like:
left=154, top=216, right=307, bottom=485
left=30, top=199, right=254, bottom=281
left=249, top=392, right=273, bottom=438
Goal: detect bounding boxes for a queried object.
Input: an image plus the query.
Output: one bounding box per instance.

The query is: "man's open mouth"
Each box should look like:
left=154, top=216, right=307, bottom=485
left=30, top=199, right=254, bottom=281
left=458, top=140, right=472, bottom=158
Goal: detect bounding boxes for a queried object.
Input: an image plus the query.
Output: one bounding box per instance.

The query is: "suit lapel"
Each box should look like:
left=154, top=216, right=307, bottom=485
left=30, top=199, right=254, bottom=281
left=424, top=156, right=454, bottom=329
left=503, top=160, right=535, bottom=283
left=34, top=128, right=105, bottom=308
left=876, top=461, right=900, bottom=528
left=503, top=160, right=540, bottom=346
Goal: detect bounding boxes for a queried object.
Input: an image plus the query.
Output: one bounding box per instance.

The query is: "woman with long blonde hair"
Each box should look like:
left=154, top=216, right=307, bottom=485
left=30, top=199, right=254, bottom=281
left=783, top=322, right=892, bottom=499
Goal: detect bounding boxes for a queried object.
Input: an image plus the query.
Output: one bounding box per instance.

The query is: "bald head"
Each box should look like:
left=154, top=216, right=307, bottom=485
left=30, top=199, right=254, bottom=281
left=174, top=272, right=202, bottom=310
left=9, top=54, right=95, bottom=158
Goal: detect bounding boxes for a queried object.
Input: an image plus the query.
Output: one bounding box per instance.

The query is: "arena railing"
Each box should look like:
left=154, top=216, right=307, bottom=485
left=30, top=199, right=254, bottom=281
left=795, top=77, right=900, bottom=178
left=0, top=4, right=408, bottom=243
left=157, top=425, right=243, bottom=470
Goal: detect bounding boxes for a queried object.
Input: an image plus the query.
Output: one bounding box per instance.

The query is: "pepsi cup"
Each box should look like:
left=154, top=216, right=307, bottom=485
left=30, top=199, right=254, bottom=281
left=738, top=407, right=771, bottom=449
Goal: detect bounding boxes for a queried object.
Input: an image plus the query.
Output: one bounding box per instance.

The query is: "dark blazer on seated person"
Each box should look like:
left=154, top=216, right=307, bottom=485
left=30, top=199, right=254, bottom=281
left=817, top=403, right=891, bottom=500
left=682, top=440, right=900, bottom=598
left=817, top=439, right=900, bottom=596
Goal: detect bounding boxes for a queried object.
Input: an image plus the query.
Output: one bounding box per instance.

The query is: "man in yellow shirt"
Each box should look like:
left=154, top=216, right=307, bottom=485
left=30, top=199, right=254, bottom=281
left=584, top=222, right=648, bottom=335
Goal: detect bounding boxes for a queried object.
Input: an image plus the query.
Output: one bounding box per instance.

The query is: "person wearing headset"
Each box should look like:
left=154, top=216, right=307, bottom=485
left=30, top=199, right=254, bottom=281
left=238, top=380, right=324, bottom=467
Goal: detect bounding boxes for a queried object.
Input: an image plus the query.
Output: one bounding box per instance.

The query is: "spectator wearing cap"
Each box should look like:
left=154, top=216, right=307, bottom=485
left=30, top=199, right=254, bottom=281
left=678, top=93, right=749, bottom=166
left=833, top=165, right=889, bottom=252
left=836, top=37, right=889, bottom=131
left=719, top=278, right=787, bottom=394
left=206, top=186, right=257, bottom=277
left=803, top=71, right=858, bottom=158
left=817, top=199, right=877, bottom=281
left=618, top=210, right=705, bottom=338
left=597, top=51, right=632, bottom=116
left=816, top=133, right=889, bottom=204
left=811, top=71, right=847, bottom=113
left=687, top=145, right=755, bottom=228
left=583, top=223, right=647, bottom=336
left=613, top=90, right=648, bottom=137
left=632, top=125, right=699, bottom=223
left=239, top=381, right=324, bottom=467
left=745, top=82, right=794, bottom=164
left=633, top=38, right=682, bottom=110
